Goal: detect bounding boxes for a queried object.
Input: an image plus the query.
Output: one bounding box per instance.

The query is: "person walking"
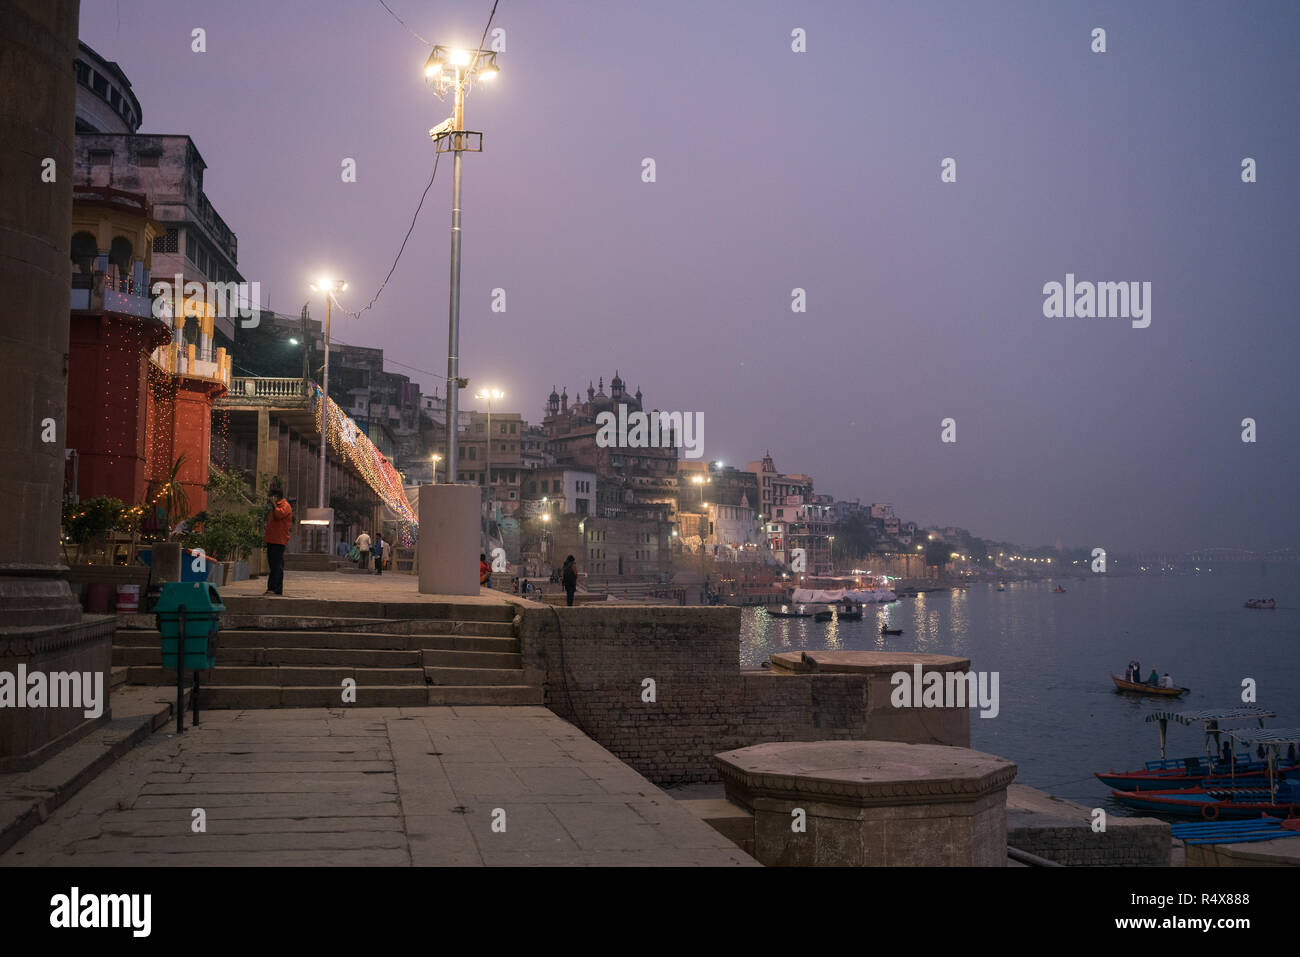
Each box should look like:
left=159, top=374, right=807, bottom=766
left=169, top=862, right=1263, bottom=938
left=561, top=554, right=577, bottom=607
left=373, top=531, right=385, bottom=575
left=382, top=535, right=392, bottom=576
left=263, top=484, right=292, bottom=596
left=335, top=535, right=349, bottom=559
left=355, top=530, right=371, bottom=570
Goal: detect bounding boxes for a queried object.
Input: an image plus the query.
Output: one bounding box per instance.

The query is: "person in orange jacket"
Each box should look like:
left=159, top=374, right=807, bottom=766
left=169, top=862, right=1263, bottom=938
left=263, top=484, right=292, bottom=596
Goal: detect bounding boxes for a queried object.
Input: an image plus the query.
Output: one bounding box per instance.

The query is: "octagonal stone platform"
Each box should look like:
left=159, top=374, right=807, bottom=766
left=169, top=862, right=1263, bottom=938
left=715, top=740, right=1017, bottom=866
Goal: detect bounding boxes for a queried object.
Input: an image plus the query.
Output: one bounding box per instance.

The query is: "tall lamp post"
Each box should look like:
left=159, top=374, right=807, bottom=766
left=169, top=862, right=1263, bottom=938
left=304, top=277, right=346, bottom=551
left=431, top=453, right=442, bottom=484
left=475, top=387, right=503, bottom=502
left=424, top=45, right=499, bottom=487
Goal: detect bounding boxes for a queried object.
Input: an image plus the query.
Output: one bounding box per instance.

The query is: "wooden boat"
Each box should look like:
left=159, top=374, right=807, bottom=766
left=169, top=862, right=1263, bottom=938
left=881, top=626, right=903, bottom=636
left=1100, top=717, right=1300, bottom=800
left=1244, top=598, right=1276, bottom=609
left=838, top=608, right=863, bottom=621
left=813, top=610, right=833, bottom=622
left=1098, top=702, right=1292, bottom=790
left=1111, top=781, right=1300, bottom=819
left=765, top=605, right=812, bottom=618
left=1111, top=674, right=1188, bottom=697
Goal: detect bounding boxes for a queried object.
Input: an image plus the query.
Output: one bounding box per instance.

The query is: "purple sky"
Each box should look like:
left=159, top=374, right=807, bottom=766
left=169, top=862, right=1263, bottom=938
left=79, top=0, right=1300, bottom=552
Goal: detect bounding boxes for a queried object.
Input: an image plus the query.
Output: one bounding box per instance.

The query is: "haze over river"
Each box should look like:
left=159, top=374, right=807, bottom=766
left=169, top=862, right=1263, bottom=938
left=738, top=568, right=1300, bottom=810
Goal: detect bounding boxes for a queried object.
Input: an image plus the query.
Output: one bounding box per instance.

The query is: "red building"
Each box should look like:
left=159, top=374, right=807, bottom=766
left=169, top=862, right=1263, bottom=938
left=67, top=186, right=229, bottom=517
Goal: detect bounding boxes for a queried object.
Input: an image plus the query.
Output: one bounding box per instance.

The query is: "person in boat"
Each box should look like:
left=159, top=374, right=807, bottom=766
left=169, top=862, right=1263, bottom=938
left=1147, top=669, right=1159, bottom=685
left=1159, top=672, right=1173, bottom=689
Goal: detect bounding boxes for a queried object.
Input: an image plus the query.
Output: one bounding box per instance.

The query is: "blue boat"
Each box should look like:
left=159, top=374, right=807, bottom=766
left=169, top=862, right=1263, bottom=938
left=1112, top=728, right=1300, bottom=819
left=1094, top=706, right=1299, bottom=791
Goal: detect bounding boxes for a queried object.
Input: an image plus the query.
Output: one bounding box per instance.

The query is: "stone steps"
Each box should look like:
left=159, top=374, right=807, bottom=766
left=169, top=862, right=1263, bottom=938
left=196, top=684, right=542, bottom=708
left=423, top=665, right=528, bottom=686
left=114, top=644, right=522, bottom=669
left=109, top=602, right=537, bottom=709
left=114, top=630, right=520, bottom=652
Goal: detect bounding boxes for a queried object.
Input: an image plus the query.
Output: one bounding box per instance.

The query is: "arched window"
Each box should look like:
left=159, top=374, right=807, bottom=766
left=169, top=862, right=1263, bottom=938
left=70, top=232, right=97, bottom=274
left=108, top=236, right=134, bottom=290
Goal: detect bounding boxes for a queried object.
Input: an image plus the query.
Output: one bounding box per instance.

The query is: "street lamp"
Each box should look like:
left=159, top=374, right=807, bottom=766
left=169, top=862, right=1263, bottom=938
left=305, top=276, right=346, bottom=548
left=474, top=388, right=504, bottom=502
left=431, top=452, right=442, bottom=484
left=425, top=44, right=500, bottom=491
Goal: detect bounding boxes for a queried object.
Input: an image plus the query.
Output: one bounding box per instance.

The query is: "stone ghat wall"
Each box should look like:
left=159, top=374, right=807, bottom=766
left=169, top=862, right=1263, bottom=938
left=513, top=604, right=969, bottom=784
left=1006, top=785, right=1171, bottom=866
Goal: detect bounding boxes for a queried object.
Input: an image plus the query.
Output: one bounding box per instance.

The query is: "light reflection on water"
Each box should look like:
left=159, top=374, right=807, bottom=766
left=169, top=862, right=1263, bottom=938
left=737, top=571, right=1300, bottom=810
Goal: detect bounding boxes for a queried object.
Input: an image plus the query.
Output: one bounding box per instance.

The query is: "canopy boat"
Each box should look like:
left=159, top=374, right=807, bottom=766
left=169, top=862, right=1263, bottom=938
left=1095, top=707, right=1289, bottom=790
left=1111, top=674, right=1188, bottom=697
left=1244, top=598, right=1276, bottom=609
left=765, top=605, right=813, bottom=618
left=1110, top=727, right=1300, bottom=819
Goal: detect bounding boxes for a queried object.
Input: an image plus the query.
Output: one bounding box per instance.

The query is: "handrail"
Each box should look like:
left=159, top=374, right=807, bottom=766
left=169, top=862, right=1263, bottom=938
left=228, top=377, right=307, bottom=398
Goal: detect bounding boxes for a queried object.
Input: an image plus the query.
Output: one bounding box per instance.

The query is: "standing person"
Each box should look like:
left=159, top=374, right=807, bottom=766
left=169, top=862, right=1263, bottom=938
left=373, top=531, right=385, bottom=575
left=382, top=535, right=392, bottom=576
left=355, top=530, right=371, bottom=570
left=335, top=535, right=349, bottom=559
left=263, top=484, right=292, bottom=596
left=561, top=554, right=577, bottom=606
left=479, top=553, right=492, bottom=590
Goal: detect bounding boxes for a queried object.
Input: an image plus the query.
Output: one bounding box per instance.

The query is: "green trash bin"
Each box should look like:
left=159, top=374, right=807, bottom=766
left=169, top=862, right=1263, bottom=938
left=154, top=581, right=224, bottom=731
left=155, top=581, right=224, bottom=669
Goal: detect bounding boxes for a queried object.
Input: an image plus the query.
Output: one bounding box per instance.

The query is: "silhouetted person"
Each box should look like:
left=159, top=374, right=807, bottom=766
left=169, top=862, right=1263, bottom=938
left=562, top=555, right=577, bottom=606
left=373, top=532, right=385, bottom=575
left=480, top=553, right=492, bottom=590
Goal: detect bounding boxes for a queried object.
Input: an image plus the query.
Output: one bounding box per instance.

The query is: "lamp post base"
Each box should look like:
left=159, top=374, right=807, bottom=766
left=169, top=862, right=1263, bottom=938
left=418, top=484, right=482, bottom=596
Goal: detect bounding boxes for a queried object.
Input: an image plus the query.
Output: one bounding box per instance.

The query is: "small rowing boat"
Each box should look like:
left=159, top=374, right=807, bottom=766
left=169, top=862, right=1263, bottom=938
left=881, top=626, right=903, bottom=636
left=1111, top=674, right=1188, bottom=697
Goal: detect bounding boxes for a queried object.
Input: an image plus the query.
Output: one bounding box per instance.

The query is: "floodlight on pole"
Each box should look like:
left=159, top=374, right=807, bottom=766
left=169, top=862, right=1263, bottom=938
left=475, top=388, right=504, bottom=501
left=309, top=276, right=346, bottom=550
left=424, top=44, right=499, bottom=488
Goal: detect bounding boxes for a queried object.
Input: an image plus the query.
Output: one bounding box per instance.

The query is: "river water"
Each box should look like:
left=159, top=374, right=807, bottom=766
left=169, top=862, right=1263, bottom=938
left=737, top=568, right=1299, bottom=810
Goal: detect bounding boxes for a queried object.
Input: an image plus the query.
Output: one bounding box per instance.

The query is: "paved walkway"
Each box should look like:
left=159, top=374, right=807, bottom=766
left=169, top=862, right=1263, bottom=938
left=220, top=571, right=519, bottom=606
left=1, top=706, right=755, bottom=866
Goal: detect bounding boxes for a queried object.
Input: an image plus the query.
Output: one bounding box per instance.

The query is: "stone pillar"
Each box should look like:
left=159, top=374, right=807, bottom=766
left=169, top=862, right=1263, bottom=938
left=0, top=0, right=116, bottom=771
left=0, top=0, right=80, bottom=576
left=716, top=740, right=1017, bottom=867
left=418, top=485, right=480, bottom=595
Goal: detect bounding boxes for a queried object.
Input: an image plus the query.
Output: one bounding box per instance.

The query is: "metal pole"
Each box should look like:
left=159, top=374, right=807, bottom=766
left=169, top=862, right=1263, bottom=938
left=318, top=292, right=331, bottom=512
left=485, top=397, right=492, bottom=501
left=176, top=606, right=186, bottom=734
left=445, top=69, right=465, bottom=486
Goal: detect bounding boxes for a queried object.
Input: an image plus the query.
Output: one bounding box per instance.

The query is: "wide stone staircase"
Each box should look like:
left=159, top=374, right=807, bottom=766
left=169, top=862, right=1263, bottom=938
left=111, top=597, right=541, bottom=708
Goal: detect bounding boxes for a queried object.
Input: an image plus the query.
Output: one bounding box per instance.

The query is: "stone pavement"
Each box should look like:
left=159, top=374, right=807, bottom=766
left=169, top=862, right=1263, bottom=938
left=0, top=706, right=756, bottom=866
left=218, top=571, right=519, bottom=607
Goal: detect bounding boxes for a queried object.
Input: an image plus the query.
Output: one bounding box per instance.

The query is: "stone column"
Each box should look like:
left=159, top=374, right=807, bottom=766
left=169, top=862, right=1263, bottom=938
left=0, top=0, right=116, bottom=771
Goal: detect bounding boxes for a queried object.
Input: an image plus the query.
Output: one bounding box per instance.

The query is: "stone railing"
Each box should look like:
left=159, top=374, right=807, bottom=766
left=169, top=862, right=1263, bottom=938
left=228, top=377, right=307, bottom=399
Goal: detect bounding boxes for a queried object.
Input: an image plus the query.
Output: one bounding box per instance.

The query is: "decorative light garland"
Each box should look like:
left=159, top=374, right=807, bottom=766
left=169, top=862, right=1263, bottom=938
left=315, top=386, right=418, bottom=545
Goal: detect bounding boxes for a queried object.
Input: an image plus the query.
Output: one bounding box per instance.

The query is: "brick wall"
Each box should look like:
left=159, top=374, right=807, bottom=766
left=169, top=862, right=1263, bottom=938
left=514, top=603, right=969, bottom=784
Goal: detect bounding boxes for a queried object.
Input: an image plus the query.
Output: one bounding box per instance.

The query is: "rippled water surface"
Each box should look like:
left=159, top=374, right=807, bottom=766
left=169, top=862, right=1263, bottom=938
left=737, top=569, right=1300, bottom=809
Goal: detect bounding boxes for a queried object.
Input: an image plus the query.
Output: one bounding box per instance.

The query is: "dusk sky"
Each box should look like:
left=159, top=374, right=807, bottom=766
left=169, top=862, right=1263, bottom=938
left=78, top=0, right=1300, bottom=553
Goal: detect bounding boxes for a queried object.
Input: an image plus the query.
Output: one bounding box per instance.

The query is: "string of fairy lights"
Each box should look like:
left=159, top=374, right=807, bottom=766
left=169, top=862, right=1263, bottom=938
left=314, top=385, right=418, bottom=545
